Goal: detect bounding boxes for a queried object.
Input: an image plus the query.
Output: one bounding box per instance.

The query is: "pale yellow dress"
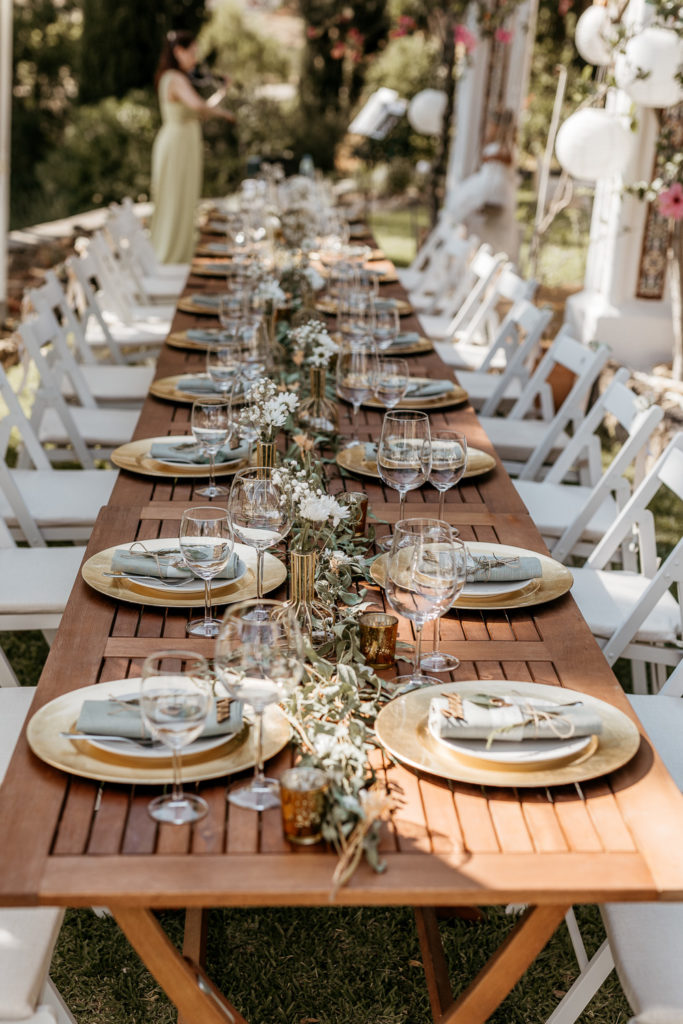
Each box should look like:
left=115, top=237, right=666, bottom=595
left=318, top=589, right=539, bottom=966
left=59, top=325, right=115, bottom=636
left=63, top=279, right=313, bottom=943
left=150, top=71, right=203, bottom=264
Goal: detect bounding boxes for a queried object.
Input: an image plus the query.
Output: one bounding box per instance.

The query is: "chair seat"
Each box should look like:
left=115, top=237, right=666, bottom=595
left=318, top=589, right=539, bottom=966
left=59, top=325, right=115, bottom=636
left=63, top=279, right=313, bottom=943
left=513, top=480, right=618, bottom=540
left=0, top=687, right=36, bottom=782
left=456, top=369, right=524, bottom=408
left=141, top=271, right=187, bottom=298
left=477, top=416, right=569, bottom=464
left=0, top=907, right=65, bottom=1020
left=433, top=338, right=505, bottom=370
left=38, top=407, right=138, bottom=448
left=0, top=470, right=117, bottom=528
left=571, top=568, right=681, bottom=645
left=84, top=319, right=167, bottom=348
left=0, top=547, right=85, bottom=614
left=62, top=365, right=154, bottom=403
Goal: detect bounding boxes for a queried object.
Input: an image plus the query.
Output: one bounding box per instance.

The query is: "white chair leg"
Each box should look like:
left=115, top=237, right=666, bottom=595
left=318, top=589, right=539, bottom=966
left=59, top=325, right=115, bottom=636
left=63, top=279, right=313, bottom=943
left=42, top=630, right=57, bottom=646
left=631, top=661, right=649, bottom=695
left=41, top=979, right=78, bottom=1024
left=0, top=645, right=20, bottom=686
left=564, top=908, right=589, bottom=971
left=546, top=939, right=615, bottom=1024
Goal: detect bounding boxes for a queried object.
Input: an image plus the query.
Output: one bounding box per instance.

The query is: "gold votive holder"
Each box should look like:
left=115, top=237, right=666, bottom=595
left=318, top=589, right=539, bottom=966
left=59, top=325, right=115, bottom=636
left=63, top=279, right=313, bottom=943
left=338, top=490, right=369, bottom=536
left=359, top=611, right=399, bottom=668
left=280, top=766, right=328, bottom=846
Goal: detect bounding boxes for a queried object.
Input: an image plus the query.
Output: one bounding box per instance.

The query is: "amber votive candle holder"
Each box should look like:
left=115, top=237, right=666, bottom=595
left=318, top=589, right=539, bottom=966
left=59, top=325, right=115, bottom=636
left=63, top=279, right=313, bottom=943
left=280, top=766, right=328, bottom=845
left=338, top=490, right=369, bottom=536
left=359, top=611, right=399, bottom=668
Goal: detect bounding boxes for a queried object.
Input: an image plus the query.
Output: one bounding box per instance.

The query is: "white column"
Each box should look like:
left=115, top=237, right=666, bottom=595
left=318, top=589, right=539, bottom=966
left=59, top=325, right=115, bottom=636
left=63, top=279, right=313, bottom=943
left=0, top=0, right=12, bottom=320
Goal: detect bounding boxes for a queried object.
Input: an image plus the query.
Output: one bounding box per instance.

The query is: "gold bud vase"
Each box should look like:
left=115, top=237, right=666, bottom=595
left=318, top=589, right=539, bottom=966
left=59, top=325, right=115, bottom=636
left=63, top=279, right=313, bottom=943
left=288, top=549, right=335, bottom=643
left=298, top=366, right=337, bottom=434
left=256, top=440, right=277, bottom=471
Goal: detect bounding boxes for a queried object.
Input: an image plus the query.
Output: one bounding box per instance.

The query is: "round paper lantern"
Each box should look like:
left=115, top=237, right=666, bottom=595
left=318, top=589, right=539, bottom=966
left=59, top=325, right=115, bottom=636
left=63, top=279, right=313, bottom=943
left=614, top=27, right=683, bottom=108
left=555, top=108, right=634, bottom=181
left=574, top=6, right=615, bottom=66
left=407, top=89, right=448, bottom=135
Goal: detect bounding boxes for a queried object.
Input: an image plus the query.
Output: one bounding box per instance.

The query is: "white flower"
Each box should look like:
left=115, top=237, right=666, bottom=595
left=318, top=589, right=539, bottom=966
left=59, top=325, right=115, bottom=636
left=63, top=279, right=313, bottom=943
left=299, top=493, right=349, bottom=526
left=254, top=278, right=286, bottom=307
left=302, top=265, right=325, bottom=292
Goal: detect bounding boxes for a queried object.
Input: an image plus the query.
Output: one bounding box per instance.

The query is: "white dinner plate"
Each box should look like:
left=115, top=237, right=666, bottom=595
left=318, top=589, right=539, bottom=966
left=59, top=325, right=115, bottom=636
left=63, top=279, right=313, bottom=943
left=125, top=556, right=247, bottom=595
left=461, top=578, right=534, bottom=598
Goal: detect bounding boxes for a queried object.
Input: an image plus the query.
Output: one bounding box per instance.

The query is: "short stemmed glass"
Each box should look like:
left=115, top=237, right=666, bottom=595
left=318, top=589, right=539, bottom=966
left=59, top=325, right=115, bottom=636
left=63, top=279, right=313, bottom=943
left=429, top=430, right=468, bottom=522
left=219, top=293, right=245, bottom=337
left=420, top=532, right=468, bottom=675
left=191, top=400, right=231, bottom=499
left=335, top=342, right=375, bottom=441
left=206, top=342, right=240, bottom=399
left=376, top=410, right=432, bottom=550
left=180, top=506, right=234, bottom=638
left=227, top=467, right=291, bottom=599
left=373, top=301, right=400, bottom=352
left=140, top=651, right=212, bottom=824
left=384, top=519, right=463, bottom=693
left=371, top=357, right=410, bottom=410
left=215, top=599, right=304, bottom=811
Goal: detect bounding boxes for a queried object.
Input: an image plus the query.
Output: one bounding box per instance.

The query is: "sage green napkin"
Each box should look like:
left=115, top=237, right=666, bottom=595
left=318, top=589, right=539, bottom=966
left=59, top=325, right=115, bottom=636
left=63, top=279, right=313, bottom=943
left=76, top=696, right=243, bottom=740
left=205, top=242, right=230, bottom=254
left=466, top=553, right=542, bottom=583
left=405, top=379, right=454, bottom=398
left=149, top=440, right=250, bottom=465
left=190, top=293, right=221, bottom=309
left=110, top=547, right=242, bottom=580
left=429, top=694, right=602, bottom=743
left=176, top=376, right=225, bottom=395
left=389, top=332, right=420, bottom=349
left=186, top=328, right=224, bottom=343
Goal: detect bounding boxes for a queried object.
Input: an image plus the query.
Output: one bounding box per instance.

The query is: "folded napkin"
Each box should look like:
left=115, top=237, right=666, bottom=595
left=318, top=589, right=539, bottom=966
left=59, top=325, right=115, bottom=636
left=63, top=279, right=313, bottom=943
left=186, top=328, right=223, bottom=342
left=374, top=299, right=398, bottom=312
left=205, top=242, right=230, bottom=254
left=388, top=332, right=420, bottom=348
left=190, top=293, right=221, bottom=309
left=76, top=695, right=242, bottom=741
left=149, top=439, right=250, bottom=465
left=404, top=379, right=454, bottom=398
left=110, top=547, right=242, bottom=580
left=429, top=693, right=602, bottom=744
left=176, top=376, right=225, bottom=395
left=364, top=442, right=378, bottom=461
left=466, top=552, right=542, bottom=583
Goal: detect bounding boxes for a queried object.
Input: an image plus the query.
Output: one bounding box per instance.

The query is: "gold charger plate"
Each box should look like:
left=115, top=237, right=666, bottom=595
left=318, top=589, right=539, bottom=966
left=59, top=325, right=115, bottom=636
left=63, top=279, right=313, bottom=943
left=27, top=678, right=290, bottom=786
left=177, top=297, right=221, bottom=317
left=316, top=298, right=413, bottom=317
left=336, top=444, right=495, bottom=481
left=110, top=436, right=252, bottom=479
left=82, top=538, right=287, bottom=609
left=190, top=260, right=233, bottom=277
left=150, top=374, right=246, bottom=405
left=371, top=541, right=573, bottom=610
left=375, top=680, right=640, bottom=788
left=166, top=330, right=225, bottom=352
left=331, top=332, right=433, bottom=357
left=355, top=380, right=468, bottom=411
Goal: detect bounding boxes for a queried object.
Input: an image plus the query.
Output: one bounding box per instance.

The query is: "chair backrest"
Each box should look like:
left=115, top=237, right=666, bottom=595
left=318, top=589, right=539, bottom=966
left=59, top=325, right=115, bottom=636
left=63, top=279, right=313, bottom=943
left=448, top=261, right=536, bottom=347
left=478, top=301, right=553, bottom=416
left=29, top=271, right=99, bottom=368
left=110, top=198, right=159, bottom=276
left=404, top=211, right=466, bottom=284
left=411, top=233, right=483, bottom=313
left=86, top=232, right=137, bottom=323
left=548, top=369, right=664, bottom=563
left=510, top=330, right=611, bottom=480
left=66, top=251, right=127, bottom=365
left=445, top=247, right=507, bottom=337
left=586, top=433, right=683, bottom=667
left=660, top=660, right=683, bottom=696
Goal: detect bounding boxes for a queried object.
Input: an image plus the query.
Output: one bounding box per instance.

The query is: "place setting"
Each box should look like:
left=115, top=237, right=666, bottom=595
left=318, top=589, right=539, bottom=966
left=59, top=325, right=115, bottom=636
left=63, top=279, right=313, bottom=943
left=337, top=439, right=495, bottom=480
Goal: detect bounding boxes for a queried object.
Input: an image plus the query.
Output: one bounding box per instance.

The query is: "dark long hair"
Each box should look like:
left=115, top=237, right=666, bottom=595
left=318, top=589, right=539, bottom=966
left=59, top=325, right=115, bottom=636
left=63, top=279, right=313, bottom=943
left=154, top=30, right=196, bottom=91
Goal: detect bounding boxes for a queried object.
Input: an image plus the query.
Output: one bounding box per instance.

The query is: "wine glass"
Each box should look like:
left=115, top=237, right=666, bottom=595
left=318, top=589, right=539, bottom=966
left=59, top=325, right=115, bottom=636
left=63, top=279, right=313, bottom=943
left=140, top=650, right=212, bottom=824
left=339, top=289, right=375, bottom=341
left=420, top=532, right=468, bottom=675
left=373, top=301, right=400, bottom=352
left=179, top=506, right=234, bottom=638
left=219, top=292, right=245, bottom=337
left=206, top=342, right=240, bottom=399
left=376, top=410, right=432, bottom=550
left=191, top=400, right=231, bottom=499
left=384, top=519, right=463, bottom=692
left=371, top=357, right=409, bottom=410
left=429, top=430, right=468, bottom=521
left=227, top=467, right=291, bottom=599
left=335, top=342, right=375, bottom=441
left=215, top=599, right=304, bottom=810
left=237, top=320, right=269, bottom=386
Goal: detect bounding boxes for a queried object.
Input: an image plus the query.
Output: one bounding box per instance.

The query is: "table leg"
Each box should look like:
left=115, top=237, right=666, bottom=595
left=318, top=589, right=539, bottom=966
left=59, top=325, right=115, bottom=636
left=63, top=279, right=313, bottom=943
left=417, top=904, right=570, bottom=1024
left=113, top=907, right=249, bottom=1024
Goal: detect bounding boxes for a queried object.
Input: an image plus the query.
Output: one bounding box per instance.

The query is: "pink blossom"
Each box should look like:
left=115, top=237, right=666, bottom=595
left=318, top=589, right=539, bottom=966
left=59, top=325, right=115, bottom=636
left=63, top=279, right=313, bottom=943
left=330, top=41, right=346, bottom=59
left=658, top=183, right=683, bottom=221
left=306, top=26, right=319, bottom=40
left=454, top=24, right=477, bottom=53
left=495, top=27, right=513, bottom=44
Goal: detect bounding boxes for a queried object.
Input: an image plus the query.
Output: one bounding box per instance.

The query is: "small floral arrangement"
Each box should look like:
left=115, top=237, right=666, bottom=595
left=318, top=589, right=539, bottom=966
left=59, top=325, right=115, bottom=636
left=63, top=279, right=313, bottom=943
left=238, top=378, right=299, bottom=443
left=253, top=277, right=287, bottom=309
left=272, top=460, right=349, bottom=552
left=290, top=319, right=339, bottom=368
left=279, top=206, right=319, bottom=251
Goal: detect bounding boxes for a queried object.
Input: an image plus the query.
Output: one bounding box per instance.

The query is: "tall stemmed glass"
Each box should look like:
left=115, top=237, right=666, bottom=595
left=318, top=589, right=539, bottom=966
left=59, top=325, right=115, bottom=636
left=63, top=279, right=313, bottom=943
left=227, top=467, right=291, bottom=599
left=371, top=357, right=409, bottom=410
left=179, top=506, right=233, bottom=638
left=140, top=651, right=212, bottom=824
left=429, top=430, right=468, bottom=522
left=373, top=301, right=400, bottom=352
left=206, top=342, right=240, bottom=399
left=384, top=519, right=463, bottom=692
left=336, top=342, right=375, bottom=442
left=421, top=532, right=467, bottom=674
left=215, top=600, right=304, bottom=810
left=191, top=400, right=230, bottom=499
left=376, top=410, right=432, bottom=550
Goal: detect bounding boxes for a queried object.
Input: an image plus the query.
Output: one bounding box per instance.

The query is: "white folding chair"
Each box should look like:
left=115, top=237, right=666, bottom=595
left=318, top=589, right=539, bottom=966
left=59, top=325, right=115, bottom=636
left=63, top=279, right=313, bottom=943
left=547, top=662, right=683, bottom=1024
left=85, top=231, right=176, bottom=326
left=397, top=211, right=466, bottom=293
left=106, top=199, right=188, bottom=302
left=570, top=433, right=683, bottom=691
left=418, top=243, right=506, bottom=340
left=410, top=232, right=481, bottom=314
left=514, top=369, right=664, bottom=563
left=455, top=300, right=553, bottom=413
left=477, top=332, right=611, bottom=478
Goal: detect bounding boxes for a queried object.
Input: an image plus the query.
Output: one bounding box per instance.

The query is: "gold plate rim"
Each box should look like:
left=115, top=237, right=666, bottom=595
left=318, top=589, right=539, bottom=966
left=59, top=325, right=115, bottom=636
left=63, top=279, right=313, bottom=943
left=177, top=298, right=221, bottom=317
left=374, top=680, right=640, bottom=788
left=370, top=541, right=573, bottom=611
left=149, top=374, right=245, bottom=405
left=354, top=381, right=469, bottom=411
left=336, top=445, right=495, bottom=481
left=166, top=330, right=223, bottom=352
left=316, top=298, right=413, bottom=317
left=27, top=678, right=290, bottom=785
left=81, top=538, right=287, bottom=609
left=110, top=436, right=252, bottom=479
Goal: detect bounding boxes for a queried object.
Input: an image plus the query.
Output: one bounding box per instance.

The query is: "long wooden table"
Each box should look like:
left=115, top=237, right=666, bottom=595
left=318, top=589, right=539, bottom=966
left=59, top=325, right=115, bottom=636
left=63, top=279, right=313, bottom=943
left=1, top=239, right=683, bottom=1024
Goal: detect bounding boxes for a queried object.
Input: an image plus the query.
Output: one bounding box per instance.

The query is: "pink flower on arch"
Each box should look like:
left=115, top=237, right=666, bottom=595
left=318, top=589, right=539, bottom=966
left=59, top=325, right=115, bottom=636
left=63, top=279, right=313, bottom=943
left=454, top=24, right=477, bottom=53
left=658, top=183, right=683, bottom=221
left=495, top=27, right=513, bottom=44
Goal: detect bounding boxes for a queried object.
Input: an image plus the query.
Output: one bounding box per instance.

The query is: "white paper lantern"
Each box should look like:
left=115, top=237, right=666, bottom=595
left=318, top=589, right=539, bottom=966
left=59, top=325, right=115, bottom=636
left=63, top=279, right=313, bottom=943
left=614, top=27, right=683, bottom=108
left=407, top=89, right=448, bottom=135
left=555, top=108, right=634, bottom=181
left=575, top=6, right=615, bottom=66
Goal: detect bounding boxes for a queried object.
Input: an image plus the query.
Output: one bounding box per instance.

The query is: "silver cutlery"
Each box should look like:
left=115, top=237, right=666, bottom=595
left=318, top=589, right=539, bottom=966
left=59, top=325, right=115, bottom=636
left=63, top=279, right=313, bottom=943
left=60, top=732, right=160, bottom=748
left=103, top=572, right=191, bottom=588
